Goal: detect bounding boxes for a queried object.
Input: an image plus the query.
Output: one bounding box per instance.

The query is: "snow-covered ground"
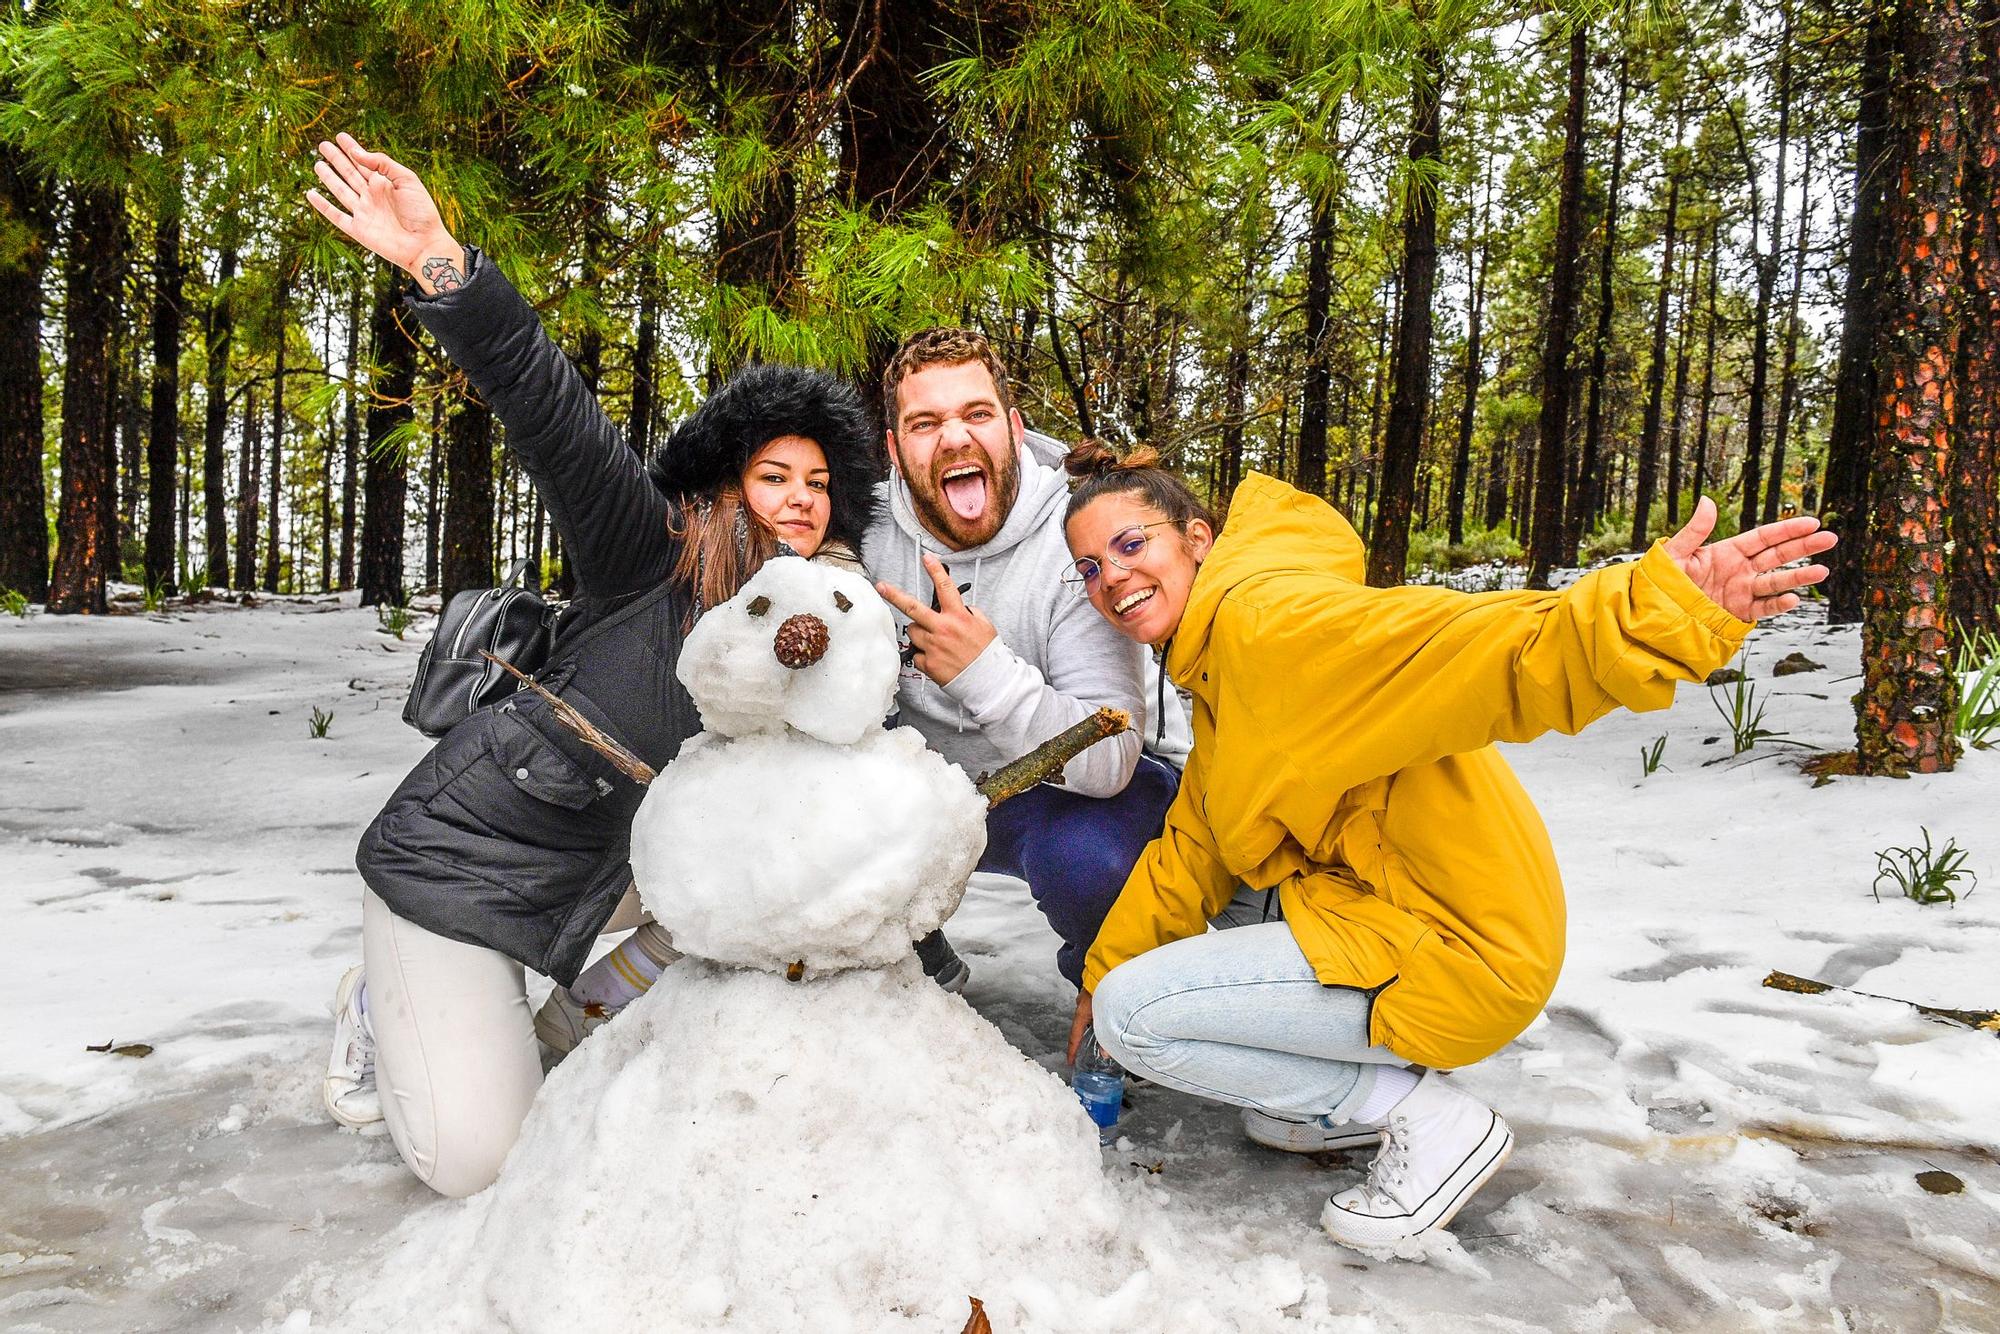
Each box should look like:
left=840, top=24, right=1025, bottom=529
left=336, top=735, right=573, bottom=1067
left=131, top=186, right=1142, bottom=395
left=2, top=590, right=1996, bottom=1332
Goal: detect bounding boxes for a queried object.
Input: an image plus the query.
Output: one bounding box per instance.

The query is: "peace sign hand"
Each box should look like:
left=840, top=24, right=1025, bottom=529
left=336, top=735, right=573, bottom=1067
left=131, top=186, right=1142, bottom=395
left=1664, top=496, right=1838, bottom=622
left=305, top=133, right=463, bottom=292
left=875, top=553, right=998, bottom=686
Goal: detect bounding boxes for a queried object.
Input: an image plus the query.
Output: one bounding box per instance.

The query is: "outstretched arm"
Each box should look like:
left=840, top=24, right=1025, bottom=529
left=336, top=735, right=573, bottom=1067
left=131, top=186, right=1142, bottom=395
left=307, top=134, right=672, bottom=597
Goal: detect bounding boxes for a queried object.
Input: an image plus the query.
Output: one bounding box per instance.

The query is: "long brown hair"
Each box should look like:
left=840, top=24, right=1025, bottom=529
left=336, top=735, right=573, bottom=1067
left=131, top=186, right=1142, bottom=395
left=668, top=488, right=781, bottom=625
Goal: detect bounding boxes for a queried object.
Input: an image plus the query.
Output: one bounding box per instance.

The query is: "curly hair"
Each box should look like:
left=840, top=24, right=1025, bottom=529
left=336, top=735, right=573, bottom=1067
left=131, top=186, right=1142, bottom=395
left=881, top=327, right=1015, bottom=428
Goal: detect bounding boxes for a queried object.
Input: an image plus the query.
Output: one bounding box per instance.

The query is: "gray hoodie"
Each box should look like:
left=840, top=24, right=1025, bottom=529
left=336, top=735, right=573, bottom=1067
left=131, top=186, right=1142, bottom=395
left=863, top=430, right=1148, bottom=797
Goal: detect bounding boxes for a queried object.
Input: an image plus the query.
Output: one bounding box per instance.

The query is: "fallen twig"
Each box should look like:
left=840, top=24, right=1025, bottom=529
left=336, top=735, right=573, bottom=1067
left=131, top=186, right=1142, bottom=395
left=1761, top=970, right=2000, bottom=1036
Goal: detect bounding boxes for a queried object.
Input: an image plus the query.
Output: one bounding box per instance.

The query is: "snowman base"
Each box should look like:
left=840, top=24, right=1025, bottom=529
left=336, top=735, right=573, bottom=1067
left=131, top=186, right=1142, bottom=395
left=336, top=961, right=1337, bottom=1332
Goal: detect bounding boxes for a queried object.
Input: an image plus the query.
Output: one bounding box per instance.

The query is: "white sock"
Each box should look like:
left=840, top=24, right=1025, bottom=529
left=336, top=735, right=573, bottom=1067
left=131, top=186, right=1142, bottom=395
left=1351, top=1066, right=1422, bottom=1124
left=570, top=922, right=679, bottom=1011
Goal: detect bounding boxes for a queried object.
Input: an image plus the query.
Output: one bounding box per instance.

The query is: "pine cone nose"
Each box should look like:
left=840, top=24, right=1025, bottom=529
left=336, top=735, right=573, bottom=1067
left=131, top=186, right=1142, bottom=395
left=773, top=613, right=830, bottom=669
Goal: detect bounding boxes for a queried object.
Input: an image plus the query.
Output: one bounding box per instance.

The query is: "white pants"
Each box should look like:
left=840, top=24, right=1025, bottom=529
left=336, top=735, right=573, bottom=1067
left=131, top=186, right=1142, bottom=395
left=361, top=886, right=648, bottom=1198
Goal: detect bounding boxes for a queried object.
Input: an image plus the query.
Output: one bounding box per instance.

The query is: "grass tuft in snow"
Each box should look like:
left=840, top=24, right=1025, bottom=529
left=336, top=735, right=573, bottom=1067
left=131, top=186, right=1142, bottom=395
left=375, top=598, right=414, bottom=640
left=308, top=705, right=335, bottom=739
left=1709, top=665, right=1797, bottom=756
left=1638, top=734, right=1668, bottom=777
left=1955, top=624, right=2000, bottom=749
left=1872, top=827, right=1979, bottom=905
left=1, top=586, right=28, bottom=617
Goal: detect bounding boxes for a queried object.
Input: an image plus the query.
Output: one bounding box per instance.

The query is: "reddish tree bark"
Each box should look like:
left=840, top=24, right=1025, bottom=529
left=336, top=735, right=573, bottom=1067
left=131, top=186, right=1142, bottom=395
left=1856, top=0, right=1968, bottom=776
left=1951, top=0, right=2000, bottom=638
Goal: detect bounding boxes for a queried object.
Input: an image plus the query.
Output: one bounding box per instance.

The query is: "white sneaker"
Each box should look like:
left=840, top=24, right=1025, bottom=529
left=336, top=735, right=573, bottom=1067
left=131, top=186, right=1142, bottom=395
left=1241, top=1107, right=1382, bottom=1154
left=1320, top=1070, right=1513, bottom=1250
left=322, top=965, right=382, bottom=1128
left=534, top=983, right=615, bottom=1055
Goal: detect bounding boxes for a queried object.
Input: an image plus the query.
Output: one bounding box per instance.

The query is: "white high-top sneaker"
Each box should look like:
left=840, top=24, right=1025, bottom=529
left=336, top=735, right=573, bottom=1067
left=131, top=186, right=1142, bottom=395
left=534, top=983, right=614, bottom=1055
left=1319, top=1070, right=1512, bottom=1249
left=322, top=965, right=383, bottom=1129
left=1241, top=1108, right=1382, bottom=1154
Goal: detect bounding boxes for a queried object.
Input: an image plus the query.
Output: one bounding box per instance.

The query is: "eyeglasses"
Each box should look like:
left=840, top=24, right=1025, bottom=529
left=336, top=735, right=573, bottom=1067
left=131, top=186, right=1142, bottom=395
left=1064, top=523, right=1176, bottom=588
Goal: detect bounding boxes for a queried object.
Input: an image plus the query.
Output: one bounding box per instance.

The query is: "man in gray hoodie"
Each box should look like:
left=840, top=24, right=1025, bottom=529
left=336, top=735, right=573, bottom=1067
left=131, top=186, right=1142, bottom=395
left=868, top=328, right=1181, bottom=989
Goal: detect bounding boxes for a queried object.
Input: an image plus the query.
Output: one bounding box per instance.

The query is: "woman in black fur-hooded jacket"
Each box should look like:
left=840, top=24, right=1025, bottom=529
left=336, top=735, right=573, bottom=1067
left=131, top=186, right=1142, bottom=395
left=307, top=133, right=884, bottom=1196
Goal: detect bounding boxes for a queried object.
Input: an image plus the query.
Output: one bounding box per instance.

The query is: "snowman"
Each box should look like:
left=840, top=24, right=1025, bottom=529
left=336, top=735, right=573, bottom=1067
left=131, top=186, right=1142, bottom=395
left=326, top=560, right=1339, bottom=1333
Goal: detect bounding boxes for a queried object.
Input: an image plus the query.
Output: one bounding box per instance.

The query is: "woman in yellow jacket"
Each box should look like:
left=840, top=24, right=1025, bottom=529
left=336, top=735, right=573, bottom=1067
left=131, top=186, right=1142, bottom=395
left=1058, top=444, right=1835, bottom=1251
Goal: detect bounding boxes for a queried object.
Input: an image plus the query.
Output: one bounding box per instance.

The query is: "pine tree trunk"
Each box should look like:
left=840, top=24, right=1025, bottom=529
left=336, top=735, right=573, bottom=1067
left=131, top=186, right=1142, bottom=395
left=115, top=321, right=140, bottom=563
left=1633, top=114, right=1684, bottom=549
left=234, top=386, right=260, bottom=592
left=1856, top=0, right=1967, bottom=776
left=339, top=277, right=360, bottom=590
left=1574, top=50, right=1630, bottom=555
left=1741, top=0, right=1793, bottom=535
left=1692, top=223, right=1722, bottom=501
left=144, top=201, right=183, bottom=594
left=0, top=137, right=50, bottom=601
left=441, top=391, right=494, bottom=603
left=1767, top=136, right=1816, bottom=522
left=262, top=264, right=286, bottom=593
left=1951, top=0, right=2000, bottom=638
left=49, top=188, right=126, bottom=615
left=1665, top=224, right=1702, bottom=526
left=1528, top=26, right=1590, bottom=587
left=360, top=268, right=414, bottom=606
left=1449, top=162, right=1493, bottom=547
left=710, top=0, right=802, bottom=379
left=629, top=261, right=658, bottom=458
left=1824, top=2, right=1895, bottom=624
left=201, top=245, right=235, bottom=590
left=424, top=393, right=442, bottom=592
left=1296, top=193, right=1335, bottom=498
left=1369, top=37, right=1444, bottom=587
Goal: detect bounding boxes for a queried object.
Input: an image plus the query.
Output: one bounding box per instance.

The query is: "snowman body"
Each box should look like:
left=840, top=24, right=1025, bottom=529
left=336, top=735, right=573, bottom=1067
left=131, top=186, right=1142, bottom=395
left=335, top=560, right=1335, bottom=1333
left=629, top=556, right=987, bottom=975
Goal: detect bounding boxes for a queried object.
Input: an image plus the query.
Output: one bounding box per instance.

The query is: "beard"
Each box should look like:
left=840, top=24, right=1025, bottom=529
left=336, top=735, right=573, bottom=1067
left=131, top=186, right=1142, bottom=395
left=902, top=441, right=1023, bottom=549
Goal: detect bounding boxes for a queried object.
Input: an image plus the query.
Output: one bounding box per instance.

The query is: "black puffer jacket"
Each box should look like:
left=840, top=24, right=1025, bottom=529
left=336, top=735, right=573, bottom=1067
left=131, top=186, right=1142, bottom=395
left=355, top=251, right=881, bottom=983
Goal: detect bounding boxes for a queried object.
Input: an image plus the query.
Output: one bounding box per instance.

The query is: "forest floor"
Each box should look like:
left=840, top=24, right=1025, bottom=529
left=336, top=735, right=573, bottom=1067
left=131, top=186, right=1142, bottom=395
left=1, top=588, right=1997, bottom=1332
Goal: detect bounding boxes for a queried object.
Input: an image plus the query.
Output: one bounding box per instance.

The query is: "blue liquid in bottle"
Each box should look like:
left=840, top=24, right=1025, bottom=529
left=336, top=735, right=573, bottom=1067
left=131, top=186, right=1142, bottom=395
left=1071, top=1024, right=1124, bottom=1145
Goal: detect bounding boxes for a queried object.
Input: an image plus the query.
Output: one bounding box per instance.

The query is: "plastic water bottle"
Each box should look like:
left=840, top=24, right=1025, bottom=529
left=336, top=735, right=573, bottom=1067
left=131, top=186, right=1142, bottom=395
left=1071, top=1024, right=1123, bottom=1145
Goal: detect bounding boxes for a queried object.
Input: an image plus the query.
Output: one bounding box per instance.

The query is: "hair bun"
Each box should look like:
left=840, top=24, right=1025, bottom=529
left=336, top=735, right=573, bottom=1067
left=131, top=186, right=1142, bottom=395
left=1063, top=440, right=1161, bottom=481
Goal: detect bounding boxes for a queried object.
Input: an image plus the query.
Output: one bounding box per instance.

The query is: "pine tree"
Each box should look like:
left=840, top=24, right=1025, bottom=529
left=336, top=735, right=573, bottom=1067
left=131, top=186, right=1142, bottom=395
left=1855, top=0, right=1968, bottom=776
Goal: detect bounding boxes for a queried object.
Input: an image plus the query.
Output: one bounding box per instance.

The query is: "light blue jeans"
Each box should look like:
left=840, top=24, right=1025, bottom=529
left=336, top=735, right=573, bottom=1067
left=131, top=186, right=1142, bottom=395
left=1091, top=891, right=1403, bottom=1125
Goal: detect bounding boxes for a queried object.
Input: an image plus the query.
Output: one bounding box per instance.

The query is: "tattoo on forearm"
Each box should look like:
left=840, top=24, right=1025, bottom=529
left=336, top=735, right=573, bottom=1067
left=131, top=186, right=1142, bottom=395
left=421, top=252, right=466, bottom=293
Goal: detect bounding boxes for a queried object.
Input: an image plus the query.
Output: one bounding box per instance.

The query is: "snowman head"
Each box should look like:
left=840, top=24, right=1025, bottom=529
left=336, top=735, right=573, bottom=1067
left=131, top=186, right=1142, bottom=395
left=676, top=557, right=899, bottom=744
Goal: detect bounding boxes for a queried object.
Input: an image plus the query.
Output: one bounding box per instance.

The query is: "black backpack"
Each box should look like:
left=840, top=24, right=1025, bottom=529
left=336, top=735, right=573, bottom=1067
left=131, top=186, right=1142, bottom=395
left=402, top=560, right=561, bottom=737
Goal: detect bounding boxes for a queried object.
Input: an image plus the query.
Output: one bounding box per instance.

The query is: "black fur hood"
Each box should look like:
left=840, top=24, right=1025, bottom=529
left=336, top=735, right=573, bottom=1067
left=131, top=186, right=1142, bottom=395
left=647, top=364, right=885, bottom=552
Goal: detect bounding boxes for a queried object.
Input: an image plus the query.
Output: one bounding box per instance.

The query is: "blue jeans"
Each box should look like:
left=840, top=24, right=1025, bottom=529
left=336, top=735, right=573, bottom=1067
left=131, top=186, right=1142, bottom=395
left=979, top=754, right=1180, bottom=985
left=1091, top=919, right=1403, bottom=1124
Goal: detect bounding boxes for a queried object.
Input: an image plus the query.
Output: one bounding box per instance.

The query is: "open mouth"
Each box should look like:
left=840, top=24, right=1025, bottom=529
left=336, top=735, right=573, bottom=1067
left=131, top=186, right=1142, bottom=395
left=939, top=464, right=988, bottom=522
left=1113, top=587, right=1155, bottom=615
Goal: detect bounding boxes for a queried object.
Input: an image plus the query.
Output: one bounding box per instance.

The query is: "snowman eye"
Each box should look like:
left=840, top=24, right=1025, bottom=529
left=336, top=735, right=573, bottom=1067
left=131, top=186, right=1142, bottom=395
left=833, top=591, right=852, bottom=613
left=747, top=596, right=772, bottom=617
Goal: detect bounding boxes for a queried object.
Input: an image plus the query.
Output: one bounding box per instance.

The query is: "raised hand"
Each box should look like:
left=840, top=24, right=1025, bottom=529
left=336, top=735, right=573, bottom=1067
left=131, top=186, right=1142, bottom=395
left=1663, top=496, right=1838, bottom=622
left=305, top=133, right=464, bottom=293
left=874, top=552, right=997, bottom=686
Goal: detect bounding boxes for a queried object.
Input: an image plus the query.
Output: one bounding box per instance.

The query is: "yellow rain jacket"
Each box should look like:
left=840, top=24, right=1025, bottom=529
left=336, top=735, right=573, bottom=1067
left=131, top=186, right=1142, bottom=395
left=1081, top=473, right=1752, bottom=1070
